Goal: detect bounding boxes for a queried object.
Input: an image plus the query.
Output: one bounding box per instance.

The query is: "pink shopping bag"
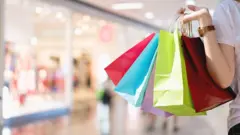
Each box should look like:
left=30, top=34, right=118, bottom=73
left=141, top=64, right=172, bottom=117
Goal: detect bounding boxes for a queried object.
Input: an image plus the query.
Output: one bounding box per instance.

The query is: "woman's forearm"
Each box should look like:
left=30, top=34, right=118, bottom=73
left=203, top=31, right=234, bottom=88
left=198, top=15, right=234, bottom=88
left=181, top=6, right=235, bottom=88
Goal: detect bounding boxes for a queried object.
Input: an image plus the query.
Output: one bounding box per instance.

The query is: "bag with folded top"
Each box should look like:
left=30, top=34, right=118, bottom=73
left=181, top=36, right=236, bottom=112
left=153, top=27, right=205, bottom=116
left=114, top=34, right=159, bottom=106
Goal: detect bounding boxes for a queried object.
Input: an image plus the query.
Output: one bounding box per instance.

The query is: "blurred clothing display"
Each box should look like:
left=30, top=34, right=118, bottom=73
left=78, top=53, right=92, bottom=89
left=49, top=56, right=65, bottom=93
left=73, top=53, right=93, bottom=91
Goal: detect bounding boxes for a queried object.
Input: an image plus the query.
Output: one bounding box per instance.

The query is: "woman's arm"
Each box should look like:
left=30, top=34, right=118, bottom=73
left=203, top=31, right=235, bottom=88
left=181, top=6, right=235, bottom=88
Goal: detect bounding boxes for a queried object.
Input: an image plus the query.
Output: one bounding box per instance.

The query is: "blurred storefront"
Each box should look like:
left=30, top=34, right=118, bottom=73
left=2, top=0, right=153, bottom=124
left=3, top=0, right=69, bottom=120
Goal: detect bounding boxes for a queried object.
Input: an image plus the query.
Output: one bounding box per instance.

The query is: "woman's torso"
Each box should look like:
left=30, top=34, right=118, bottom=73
left=219, top=0, right=240, bottom=130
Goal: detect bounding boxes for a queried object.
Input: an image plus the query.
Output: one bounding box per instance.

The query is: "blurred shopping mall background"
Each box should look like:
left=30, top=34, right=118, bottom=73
left=0, top=0, right=229, bottom=135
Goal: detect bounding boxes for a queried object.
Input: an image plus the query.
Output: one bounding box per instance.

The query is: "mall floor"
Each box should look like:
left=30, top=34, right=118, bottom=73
left=3, top=97, right=231, bottom=135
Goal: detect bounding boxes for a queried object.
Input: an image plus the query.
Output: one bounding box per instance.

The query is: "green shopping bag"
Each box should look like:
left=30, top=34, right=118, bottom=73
left=153, top=28, right=206, bottom=116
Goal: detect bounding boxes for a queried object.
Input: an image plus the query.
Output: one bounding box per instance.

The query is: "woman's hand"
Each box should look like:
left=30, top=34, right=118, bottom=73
left=179, top=5, right=212, bottom=27
left=177, top=5, right=235, bottom=89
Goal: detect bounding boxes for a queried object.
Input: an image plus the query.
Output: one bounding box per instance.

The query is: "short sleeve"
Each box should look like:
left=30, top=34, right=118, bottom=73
left=213, top=4, right=236, bottom=47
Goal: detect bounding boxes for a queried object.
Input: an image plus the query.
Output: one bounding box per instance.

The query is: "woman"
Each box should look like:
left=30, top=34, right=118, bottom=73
left=180, top=0, right=240, bottom=134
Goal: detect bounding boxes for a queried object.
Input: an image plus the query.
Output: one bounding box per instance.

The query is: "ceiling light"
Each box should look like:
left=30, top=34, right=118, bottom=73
left=112, top=2, right=144, bottom=10
left=74, top=28, right=83, bottom=35
left=35, top=7, right=43, bottom=14
left=56, top=12, right=63, bottom=19
left=83, top=15, right=91, bottom=21
left=144, top=12, right=154, bottom=19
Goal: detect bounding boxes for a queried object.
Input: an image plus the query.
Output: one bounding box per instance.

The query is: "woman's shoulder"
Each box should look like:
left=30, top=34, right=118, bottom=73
left=217, top=0, right=239, bottom=10
left=214, top=0, right=240, bottom=22
left=213, top=0, right=240, bottom=47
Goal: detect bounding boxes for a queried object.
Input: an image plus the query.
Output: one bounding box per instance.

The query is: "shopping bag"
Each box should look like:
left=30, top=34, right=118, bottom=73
left=105, top=33, right=155, bottom=85
left=115, top=34, right=159, bottom=106
left=141, top=63, right=173, bottom=117
left=181, top=36, right=235, bottom=112
left=153, top=29, right=205, bottom=116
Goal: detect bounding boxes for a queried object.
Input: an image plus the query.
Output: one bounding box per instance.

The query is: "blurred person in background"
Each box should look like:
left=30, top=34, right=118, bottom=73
left=73, top=58, right=80, bottom=90
left=147, top=114, right=179, bottom=132
left=49, top=56, right=64, bottom=95
left=102, top=77, right=115, bottom=109
left=179, top=0, right=240, bottom=134
left=78, top=53, right=93, bottom=90
left=162, top=116, right=179, bottom=132
left=72, top=57, right=96, bottom=120
left=100, top=77, right=115, bottom=135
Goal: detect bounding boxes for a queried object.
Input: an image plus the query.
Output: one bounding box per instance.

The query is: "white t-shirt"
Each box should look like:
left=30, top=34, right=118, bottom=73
left=213, top=0, right=240, bottom=130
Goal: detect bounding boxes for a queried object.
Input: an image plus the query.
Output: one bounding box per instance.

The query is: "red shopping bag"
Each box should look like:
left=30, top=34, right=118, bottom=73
left=182, top=36, right=235, bottom=112
left=105, top=33, right=155, bottom=85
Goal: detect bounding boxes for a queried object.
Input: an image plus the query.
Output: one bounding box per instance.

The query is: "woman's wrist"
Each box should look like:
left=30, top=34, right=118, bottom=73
left=199, top=12, right=213, bottom=27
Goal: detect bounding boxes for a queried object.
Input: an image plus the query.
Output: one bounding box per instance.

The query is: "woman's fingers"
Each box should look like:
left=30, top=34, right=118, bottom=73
left=177, top=7, right=186, bottom=14
left=187, top=5, right=200, bottom=11
left=182, top=12, right=200, bottom=23
left=182, top=8, right=209, bottom=23
left=177, top=6, right=210, bottom=25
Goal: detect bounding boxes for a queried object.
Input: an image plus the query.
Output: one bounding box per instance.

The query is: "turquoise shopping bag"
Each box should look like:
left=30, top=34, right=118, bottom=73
left=115, top=34, right=159, bottom=107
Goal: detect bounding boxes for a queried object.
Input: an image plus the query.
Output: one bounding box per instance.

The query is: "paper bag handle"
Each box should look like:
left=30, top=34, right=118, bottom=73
left=168, top=14, right=193, bottom=37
